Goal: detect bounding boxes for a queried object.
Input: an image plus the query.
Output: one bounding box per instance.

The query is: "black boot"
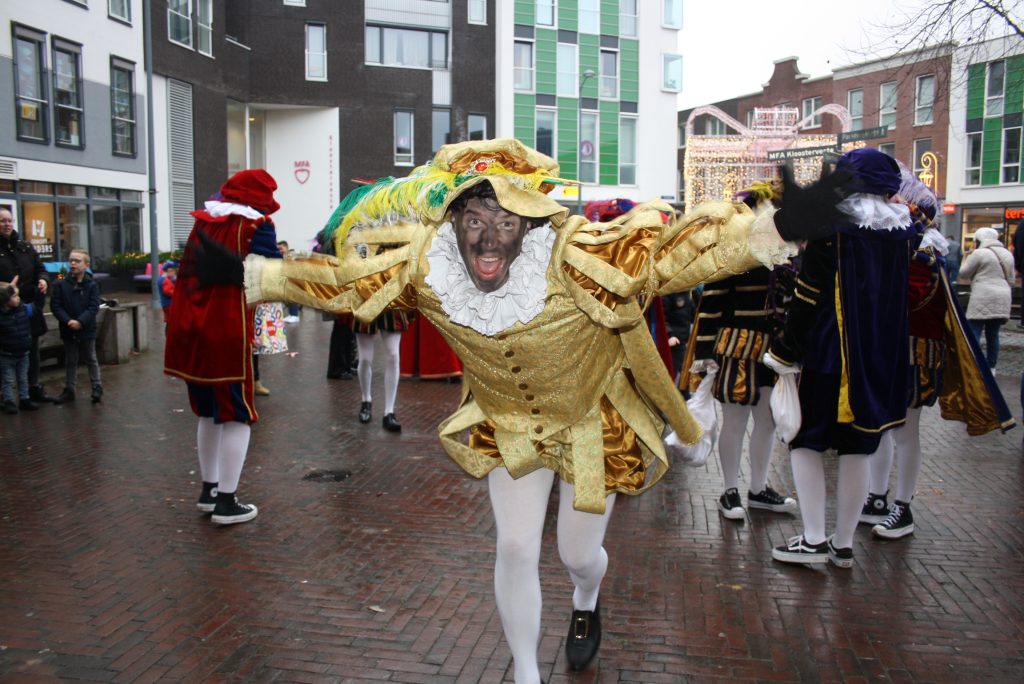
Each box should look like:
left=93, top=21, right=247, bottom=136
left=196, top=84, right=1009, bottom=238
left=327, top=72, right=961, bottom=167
left=565, top=600, right=601, bottom=671
left=18, top=398, right=39, bottom=411
left=91, top=385, right=103, bottom=404
left=359, top=401, right=372, bottom=424
left=211, top=491, right=258, bottom=525
left=382, top=412, right=402, bottom=432
left=29, top=385, right=56, bottom=403
left=54, top=388, right=75, bottom=404
left=197, top=482, right=218, bottom=513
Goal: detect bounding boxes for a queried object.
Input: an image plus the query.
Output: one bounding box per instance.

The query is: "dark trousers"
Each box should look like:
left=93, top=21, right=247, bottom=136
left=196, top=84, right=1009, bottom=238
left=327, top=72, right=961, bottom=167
left=327, top=320, right=356, bottom=377
left=63, top=338, right=101, bottom=391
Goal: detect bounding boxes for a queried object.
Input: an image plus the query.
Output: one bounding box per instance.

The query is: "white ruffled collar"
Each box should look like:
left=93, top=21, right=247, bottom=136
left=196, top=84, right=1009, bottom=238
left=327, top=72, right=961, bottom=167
left=837, top=193, right=911, bottom=231
left=425, top=222, right=554, bottom=336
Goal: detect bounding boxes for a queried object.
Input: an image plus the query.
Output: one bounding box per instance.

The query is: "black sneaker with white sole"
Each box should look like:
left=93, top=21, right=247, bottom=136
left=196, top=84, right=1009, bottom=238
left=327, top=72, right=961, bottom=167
left=859, top=490, right=889, bottom=524
left=872, top=499, right=914, bottom=539
left=196, top=482, right=218, bottom=513
left=747, top=485, right=797, bottom=513
left=211, top=492, right=258, bottom=525
left=772, top=535, right=829, bottom=564
left=827, top=538, right=853, bottom=568
left=718, top=488, right=745, bottom=520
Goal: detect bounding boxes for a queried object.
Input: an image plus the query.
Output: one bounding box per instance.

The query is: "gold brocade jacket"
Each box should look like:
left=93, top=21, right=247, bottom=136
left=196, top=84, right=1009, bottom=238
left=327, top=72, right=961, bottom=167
left=245, top=201, right=791, bottom=513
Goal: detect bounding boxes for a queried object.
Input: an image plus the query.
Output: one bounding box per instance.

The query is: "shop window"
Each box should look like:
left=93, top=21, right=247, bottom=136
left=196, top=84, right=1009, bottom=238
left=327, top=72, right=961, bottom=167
left=13, top=25, right=48, bottom=143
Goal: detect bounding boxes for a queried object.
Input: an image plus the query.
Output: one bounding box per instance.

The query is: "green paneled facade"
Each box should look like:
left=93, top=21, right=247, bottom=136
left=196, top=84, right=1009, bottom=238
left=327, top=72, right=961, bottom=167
left=966, top=55, right=1024, bottom=186
left=513, top=0, right=640, bottom=186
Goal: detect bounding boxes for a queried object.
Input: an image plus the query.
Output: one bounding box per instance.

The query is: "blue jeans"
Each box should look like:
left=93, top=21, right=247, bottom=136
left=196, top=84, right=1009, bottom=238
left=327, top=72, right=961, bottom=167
left=0, top=352, right=30, bottom=403
left=968, top=319, right=1002, bottom=369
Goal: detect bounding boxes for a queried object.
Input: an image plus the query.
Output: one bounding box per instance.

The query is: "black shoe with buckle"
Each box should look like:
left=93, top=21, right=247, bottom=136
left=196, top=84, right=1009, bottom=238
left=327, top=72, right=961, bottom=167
left=382, top=412, right=402, bottom=432
left=565, top=600, right=601, bottom=672
left=359, top=401, right=372, bottom=424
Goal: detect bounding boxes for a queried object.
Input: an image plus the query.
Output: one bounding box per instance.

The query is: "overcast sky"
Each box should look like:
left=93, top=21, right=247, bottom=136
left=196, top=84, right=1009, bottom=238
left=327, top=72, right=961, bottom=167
left=679, top=0, right=908, bottom=109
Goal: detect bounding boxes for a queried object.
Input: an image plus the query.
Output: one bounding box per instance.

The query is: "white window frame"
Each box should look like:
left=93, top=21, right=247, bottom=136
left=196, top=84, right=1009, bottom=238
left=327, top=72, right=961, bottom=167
left=663, top=0, right=682, bottom=28
left=514, top=40, right=534, bottom=92
left=394, top=110, right=414, bottom=165
left=599, top=49, right=618, bottom=99
left=535, top=108, right=556, bottom=158
left=619, top=0, right=637, bottom=37
left=915, top=74, right=935, bottom=125
left=197, top=0, right=213, bottom=57
left=305, top=23, right=327, bottom=81
left=912, top=138, right=931, bottom=177
left=965, top=132, right=982, bottom=186
left=579, top=0, right=599, bottom=34
left=13, top=25, right=49, bottom=144
left=557, top=42, right=577, bottom=97
left=880, top=81, right=897, bottom=129
left=53, top=39, right=85, bottom=148
left=985, top=61, right=1005, bottom=118
left=110, top=57, right=136, bottom=157
left=364, top=25, right=448, bottom=69
left=580, top=110, right=598, bottom=184
left=108, top=0, right=131, bottom=22
left=168, top=0, right=193, bottom=49
left=801, top=96, right=822, bottom=129
left=619, top=115, right=637, bottom=186
left=283, top=1, right=306, bottom=6
left=468, top=0, right=487, bottom=25
left=1002, top=127, right=1021, bottom=184
left=848, top=88, right=864, bottom=131
left=536, top=0, right=555, bottom=26
left=879, top=142, right=896, bottom=158
left=704, top=117, right=726, bottom=135
left=662, top=53, right=682, bottom=92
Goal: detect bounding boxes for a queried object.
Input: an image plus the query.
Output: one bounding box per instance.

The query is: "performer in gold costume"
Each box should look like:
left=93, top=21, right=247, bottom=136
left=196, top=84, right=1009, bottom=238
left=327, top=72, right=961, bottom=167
left=209, top=139, right=849, bottom=683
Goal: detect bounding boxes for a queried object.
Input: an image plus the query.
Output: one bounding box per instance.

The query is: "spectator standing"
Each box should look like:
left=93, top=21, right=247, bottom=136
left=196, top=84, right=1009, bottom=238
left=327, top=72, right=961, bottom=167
left=158, top=260, right=178, bottom=326
left=960, top=227, right=1014, bottom=374
left=946, top=234, right=962, bottom=286
left=50, top=249, right=102, bottom=404
left=0, top=278, right=39, bottom=414
left=0, top=207, right=54, bottom=404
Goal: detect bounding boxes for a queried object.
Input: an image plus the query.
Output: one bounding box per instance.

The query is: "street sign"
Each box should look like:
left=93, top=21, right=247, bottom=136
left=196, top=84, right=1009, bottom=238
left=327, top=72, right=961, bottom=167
left=838, top=125, right=889, bottom=144
left=766, top=145, right=839, bottom=162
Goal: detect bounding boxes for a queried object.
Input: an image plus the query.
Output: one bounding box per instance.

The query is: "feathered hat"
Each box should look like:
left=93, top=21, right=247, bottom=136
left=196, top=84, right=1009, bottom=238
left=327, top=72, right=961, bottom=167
left=320, top=138, right=573, bottom=253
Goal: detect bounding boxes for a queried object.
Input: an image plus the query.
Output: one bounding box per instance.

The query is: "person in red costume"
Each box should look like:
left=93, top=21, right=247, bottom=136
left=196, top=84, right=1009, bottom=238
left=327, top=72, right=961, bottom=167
left=164, top=169, right=283, bottom=525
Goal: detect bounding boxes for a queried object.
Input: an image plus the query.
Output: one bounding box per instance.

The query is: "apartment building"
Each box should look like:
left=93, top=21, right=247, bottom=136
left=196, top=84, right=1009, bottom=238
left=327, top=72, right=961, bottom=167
left=945, top=36, right=1024, bottom=246
left=0, top=0, right=147, bottom=269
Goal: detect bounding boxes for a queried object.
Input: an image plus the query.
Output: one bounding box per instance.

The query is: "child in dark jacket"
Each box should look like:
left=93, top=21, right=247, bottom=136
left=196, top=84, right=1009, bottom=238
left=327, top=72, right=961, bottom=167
left=50, top=249, right=103, bottom=404
left=0, top=278, right=39, bottom=413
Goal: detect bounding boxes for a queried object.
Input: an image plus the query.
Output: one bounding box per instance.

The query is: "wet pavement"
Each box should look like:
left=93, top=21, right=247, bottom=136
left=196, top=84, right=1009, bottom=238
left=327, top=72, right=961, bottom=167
left=1, top=294, right=1023, bottom=683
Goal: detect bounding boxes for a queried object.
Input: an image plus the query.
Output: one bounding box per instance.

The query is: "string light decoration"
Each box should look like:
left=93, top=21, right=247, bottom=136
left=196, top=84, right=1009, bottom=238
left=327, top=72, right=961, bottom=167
left=682, top=105, right=864, bottom=210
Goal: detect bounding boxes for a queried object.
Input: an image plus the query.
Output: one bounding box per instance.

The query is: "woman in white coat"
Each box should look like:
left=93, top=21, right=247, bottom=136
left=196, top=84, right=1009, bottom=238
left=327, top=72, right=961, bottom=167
left=959, top=226, right=1015, bottom=373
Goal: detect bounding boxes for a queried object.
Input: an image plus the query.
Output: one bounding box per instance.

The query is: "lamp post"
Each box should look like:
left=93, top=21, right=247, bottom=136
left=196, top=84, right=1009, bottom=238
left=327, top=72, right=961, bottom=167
left=576, top=69, right=596, bottom=217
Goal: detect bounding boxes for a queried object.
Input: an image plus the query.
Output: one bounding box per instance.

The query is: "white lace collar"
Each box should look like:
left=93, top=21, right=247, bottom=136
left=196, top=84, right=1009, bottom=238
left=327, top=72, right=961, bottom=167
left=425, top=222, right=554, bottom=336
left=837, top=193, right=911, bottom=231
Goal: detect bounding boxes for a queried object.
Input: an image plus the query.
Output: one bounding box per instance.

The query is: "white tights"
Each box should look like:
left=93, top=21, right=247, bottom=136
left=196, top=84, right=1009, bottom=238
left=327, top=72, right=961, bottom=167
left=868, top=408, right=922, bottom=503
left=790, top=448, right=870, bottom=549
left=356, top=331, right=401, bottom=413
left=718, top=388, right=775, bottom=493
left=488, top=467, right=615, bottom=684
left=196, top=417, right=251, bottom=494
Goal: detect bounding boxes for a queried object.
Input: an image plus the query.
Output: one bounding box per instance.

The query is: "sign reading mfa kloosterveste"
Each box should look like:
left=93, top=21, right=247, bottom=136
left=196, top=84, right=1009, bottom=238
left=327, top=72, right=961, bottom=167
left=766, top=145, right=840, bottom=162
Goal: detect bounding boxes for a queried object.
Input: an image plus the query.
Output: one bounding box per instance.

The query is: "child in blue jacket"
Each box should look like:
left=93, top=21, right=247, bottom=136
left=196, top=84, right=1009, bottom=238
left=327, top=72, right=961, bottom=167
left=0, top=277, right=39, bottom=413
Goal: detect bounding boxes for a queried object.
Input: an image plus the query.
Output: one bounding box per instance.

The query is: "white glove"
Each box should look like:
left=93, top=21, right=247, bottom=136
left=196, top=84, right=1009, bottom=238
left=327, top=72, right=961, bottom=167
left=689, top=359, right=719, bottom=374
left=761, top=352, right=800, bottom=376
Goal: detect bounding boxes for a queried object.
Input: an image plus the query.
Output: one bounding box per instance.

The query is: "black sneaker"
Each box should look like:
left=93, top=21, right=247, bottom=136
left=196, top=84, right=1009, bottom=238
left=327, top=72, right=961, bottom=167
left=872, top=500, right=914, bottom=539
left=827, top=537, right=854, bottom=568
left=211, top=492, right=258, bottom=525
left=748, top=485, right=797, bottom=513
left=90, top=385, right=103, bottom=404
left=2, top=400, right=17, bottom=415
left=18, top=399, right=39, bottom=411
left=717, top=488, right=745, bottom=520
left=382, top=412, right=401, bottom=432
left=54, top=388, right=75, bottom=404
left=859, top=490, right=889, bottom=525
left=196, top=482, right=218, bottom=513
left=772, top=535, right=829, bottom=564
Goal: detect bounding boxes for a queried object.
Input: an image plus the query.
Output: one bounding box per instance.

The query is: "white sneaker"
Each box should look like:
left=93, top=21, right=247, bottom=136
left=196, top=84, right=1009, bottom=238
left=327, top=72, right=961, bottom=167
left=283, top=315, right=300, bottom=324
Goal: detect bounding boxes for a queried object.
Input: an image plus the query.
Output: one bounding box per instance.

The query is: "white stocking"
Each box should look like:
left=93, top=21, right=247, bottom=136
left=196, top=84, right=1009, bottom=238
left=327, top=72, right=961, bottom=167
left=894, top=408, right=922, bottom=502
left=790, top=448, right=826, bottom=545
left=380, top=331, right=402, bottom=414
left=216, top=421, right=251, bottom=494
left=488, top=467, right=555, bottom=684
left=556, top=479, right=615, bottom=612
left=718, top=403, right=749, bottom=491
left=833, top=453, right=870, bottom=549
left=747, top=387, right=776, bottom=493
left=356, top=333, right=376, bottom=402
left=868, top=430, right=894, bottom=496
left=197, top=417, right=222, bottom=484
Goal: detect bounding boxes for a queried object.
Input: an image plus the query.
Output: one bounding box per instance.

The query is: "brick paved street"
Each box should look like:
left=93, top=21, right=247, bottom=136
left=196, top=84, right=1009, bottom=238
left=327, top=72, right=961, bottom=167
left=1, top=299, right=1023, bottom=683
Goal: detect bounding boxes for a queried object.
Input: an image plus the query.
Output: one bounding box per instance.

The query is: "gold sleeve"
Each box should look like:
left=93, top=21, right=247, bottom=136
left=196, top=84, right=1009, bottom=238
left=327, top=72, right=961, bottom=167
left=654, top=201, right=796, bottom=295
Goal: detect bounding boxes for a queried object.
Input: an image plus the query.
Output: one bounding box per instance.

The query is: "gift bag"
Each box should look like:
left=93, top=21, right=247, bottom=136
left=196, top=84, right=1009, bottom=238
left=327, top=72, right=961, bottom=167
left=253, top=302, right=288, bottom=355
left=665, top=369, right=718, bottom=467
left=770, top=373, right=801, bottom=443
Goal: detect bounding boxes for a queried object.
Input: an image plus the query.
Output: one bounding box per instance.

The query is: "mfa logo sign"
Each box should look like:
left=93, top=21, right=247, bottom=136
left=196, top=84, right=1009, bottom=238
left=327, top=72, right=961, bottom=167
left=294, top=160, right=311, bottom=185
